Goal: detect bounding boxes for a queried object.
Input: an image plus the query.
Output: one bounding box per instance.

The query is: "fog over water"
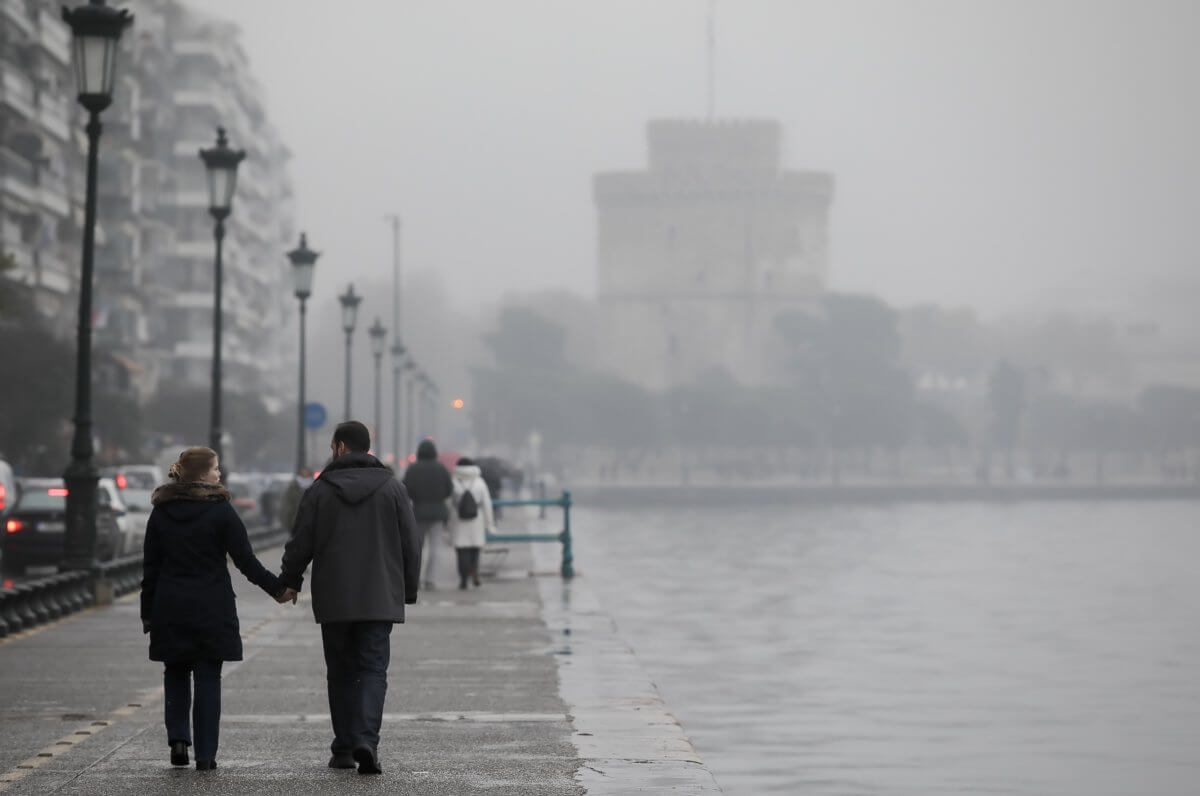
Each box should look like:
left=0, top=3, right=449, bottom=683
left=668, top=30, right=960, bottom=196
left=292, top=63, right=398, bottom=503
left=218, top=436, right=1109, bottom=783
left=197, top=0, right=1200, bottom=317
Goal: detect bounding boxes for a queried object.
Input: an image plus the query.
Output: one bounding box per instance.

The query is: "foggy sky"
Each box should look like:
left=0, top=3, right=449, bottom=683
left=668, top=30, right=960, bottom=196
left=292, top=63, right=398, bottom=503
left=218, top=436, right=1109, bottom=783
left=195, top=0, right=1200, bottom=321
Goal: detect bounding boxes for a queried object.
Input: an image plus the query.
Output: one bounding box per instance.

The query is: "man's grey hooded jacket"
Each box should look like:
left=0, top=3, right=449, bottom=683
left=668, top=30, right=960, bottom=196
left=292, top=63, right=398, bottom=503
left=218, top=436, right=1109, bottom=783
left=280, top=452, right=420, bottom=623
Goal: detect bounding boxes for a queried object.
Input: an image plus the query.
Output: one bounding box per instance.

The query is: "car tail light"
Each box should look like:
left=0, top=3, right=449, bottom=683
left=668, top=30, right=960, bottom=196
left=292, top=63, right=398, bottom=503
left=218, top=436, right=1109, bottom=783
left=48, top=488, right=68, bottom=497
left=116, top=474, right=128, bottom=489
left=6, top=519, right=23, bottom=534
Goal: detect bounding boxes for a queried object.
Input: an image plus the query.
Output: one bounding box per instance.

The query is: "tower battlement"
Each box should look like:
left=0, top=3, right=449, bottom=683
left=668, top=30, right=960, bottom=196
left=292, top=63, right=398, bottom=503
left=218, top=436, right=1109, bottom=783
left=647, top=119, right=782, bottom=177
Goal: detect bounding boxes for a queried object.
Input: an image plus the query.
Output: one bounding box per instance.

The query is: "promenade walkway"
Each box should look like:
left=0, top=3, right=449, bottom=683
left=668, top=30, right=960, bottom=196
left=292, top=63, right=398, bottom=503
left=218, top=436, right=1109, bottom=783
left=0, top=542, right=721, bottom=794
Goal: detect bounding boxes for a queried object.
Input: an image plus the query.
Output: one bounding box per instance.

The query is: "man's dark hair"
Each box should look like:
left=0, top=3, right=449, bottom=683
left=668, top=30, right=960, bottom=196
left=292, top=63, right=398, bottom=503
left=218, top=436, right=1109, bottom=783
left=333, top=421, right=371, bottom=453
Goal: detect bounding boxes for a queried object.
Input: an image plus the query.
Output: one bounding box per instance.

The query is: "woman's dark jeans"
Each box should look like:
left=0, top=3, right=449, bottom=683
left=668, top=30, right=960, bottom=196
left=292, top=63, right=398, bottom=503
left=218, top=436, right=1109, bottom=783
left=456, top=546, right=481, bottom=586
left=164, top=659, right=223, bottom=761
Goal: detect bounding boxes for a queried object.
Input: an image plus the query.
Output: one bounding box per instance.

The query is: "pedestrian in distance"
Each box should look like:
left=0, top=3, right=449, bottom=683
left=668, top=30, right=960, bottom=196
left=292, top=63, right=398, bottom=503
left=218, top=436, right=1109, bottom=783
left=140, top=446, right=293, bottom=772
left=448, top=456, right=496, bottom=590
left=278, top=421, right=420, bottom=775
left=402, top=438, right=454, bottom=590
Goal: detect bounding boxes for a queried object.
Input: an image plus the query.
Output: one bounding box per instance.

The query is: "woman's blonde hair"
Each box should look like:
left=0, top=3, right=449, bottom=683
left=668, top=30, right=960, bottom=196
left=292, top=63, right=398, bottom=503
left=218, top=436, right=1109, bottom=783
left=167, top=447, right=217, bottom=482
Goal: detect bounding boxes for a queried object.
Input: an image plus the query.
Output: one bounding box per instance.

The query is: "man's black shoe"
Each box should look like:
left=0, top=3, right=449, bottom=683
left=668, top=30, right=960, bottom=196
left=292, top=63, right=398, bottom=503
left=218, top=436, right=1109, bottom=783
left=328, top=753, right=356, bottom=769
left=170, top=741, right=189, bottom=766
left=195, top=760, right=217, bottom=770
left=352, top=745, right=382, bottom=775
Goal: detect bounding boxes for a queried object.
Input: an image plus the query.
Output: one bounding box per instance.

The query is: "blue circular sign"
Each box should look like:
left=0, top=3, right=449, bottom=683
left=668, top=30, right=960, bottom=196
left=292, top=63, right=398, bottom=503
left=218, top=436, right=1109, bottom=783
left=304, top=402, right=327, bottom=430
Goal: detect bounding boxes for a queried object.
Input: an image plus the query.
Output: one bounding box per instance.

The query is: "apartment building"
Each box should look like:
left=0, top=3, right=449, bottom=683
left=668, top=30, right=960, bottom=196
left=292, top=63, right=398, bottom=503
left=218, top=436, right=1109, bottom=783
left=0, top=0, right=79, bottom=332
left=1, top=0, right=297, bottom=405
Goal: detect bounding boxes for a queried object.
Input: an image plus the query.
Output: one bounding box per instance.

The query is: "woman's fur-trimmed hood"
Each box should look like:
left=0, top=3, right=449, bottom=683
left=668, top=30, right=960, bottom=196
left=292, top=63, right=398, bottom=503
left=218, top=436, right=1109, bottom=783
left=151, top=481, right=231, bottom=506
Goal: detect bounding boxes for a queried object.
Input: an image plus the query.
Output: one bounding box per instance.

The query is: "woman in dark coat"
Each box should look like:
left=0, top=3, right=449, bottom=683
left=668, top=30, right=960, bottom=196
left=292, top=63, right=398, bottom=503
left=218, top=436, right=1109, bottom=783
left=140, top=447, right=287, bottom=770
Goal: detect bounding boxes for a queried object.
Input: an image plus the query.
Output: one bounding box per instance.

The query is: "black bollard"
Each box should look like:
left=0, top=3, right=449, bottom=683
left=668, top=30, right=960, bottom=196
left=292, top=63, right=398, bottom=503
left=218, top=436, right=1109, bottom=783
left=41, top=576, right=64, bottom=620
left=0, top=588, right=21, bottom=632
left=22, top=583, right=50, bottom=625
left=12, top=586, right=37, bottom=630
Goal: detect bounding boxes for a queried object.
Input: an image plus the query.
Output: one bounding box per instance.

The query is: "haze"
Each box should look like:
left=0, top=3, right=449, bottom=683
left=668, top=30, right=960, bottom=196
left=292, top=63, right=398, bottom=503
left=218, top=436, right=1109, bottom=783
left=196, top=0, right=1200, bottom=319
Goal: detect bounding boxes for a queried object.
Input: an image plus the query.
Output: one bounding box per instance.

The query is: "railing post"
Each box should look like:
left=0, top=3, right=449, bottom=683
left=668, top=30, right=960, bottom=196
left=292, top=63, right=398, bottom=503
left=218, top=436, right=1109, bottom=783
left=538, top=479, right=546, bottom=519
left=559, top=490, right=574, bottom=579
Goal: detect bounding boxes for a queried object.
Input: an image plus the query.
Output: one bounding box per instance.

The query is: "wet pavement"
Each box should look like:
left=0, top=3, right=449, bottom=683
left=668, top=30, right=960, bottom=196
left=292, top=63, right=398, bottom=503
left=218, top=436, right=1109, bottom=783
left=0, top=538, right=720, bottom=794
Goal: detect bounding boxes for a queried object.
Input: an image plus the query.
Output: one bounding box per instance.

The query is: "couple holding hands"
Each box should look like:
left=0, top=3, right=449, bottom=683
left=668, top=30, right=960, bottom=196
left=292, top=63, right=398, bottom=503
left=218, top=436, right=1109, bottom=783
left=139, top=421, right=419, bottom=774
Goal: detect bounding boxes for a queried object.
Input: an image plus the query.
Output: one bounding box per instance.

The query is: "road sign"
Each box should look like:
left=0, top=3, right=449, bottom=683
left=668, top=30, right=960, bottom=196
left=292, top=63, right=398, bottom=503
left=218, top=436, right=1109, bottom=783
left=304, top=402, right=327, bottom=430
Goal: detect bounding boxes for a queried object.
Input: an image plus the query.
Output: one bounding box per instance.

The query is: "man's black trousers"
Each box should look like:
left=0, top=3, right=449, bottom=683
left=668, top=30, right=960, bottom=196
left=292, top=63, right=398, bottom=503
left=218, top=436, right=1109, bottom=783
left=321, top=621, right=393, bottom=756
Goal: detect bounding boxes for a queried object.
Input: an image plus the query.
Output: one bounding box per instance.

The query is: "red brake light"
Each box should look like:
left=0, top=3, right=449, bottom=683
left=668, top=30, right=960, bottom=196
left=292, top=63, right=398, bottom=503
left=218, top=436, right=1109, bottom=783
left=116, top=474, right=128, bottom=489
left=6, top=519, right=23, bottom=534
left=48, top=488, right=69, bottom=497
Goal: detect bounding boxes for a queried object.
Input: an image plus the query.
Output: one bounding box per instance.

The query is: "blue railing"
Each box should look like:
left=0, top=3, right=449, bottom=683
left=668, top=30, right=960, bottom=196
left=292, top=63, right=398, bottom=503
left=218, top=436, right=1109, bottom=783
left=487, top=490, right=574, bottom=578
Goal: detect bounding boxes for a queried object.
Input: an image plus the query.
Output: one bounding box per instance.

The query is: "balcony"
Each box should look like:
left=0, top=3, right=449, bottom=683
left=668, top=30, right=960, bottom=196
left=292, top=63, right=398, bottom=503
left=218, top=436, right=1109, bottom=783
left=0, top=147, right=37, bottom=205
left=174, top=88, right=229, bottom=116
left=161, top=290, right=211, bottom=310
left=1, top=3, right=34, bottom=38
left=37, top=171, right=70, bottom=217
left=36, top=9, right=71, bottom=65
left=37, top=95, right=72, bottom=141
left=0, top=62, right=37, bottom=120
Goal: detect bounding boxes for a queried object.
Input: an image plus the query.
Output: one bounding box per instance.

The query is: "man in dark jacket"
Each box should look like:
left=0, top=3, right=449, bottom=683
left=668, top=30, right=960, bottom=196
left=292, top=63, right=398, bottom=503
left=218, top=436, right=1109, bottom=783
left=278, top=421, right=420, bottom=775
left=402, top=438, right=453, bottom=589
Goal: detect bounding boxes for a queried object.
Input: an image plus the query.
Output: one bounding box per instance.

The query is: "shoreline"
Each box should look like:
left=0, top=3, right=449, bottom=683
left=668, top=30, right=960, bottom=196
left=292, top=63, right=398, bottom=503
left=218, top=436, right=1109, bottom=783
left=529, top=544, right=724, bottom=793
left=567, top=481, right=1200, bottom=506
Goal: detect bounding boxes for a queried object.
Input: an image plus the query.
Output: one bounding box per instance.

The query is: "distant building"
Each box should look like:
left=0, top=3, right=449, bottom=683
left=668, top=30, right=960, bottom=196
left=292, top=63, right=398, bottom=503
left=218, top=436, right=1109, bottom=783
left=593, top=119, right=833, bottom=390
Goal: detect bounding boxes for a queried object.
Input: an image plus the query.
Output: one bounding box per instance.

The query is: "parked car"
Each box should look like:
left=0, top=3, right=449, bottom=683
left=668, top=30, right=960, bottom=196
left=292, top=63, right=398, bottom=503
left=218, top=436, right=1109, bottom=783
left=0, top=458, right=15, bottom=520
left=226, top=476, right=260, bottom=524
left=99, top=476, right=151, bottom=557
left=258, top=473, right=295, bottom=528
left=101, top=465, right=163, bottom=512
left=1, top=478, right=121, bottom=574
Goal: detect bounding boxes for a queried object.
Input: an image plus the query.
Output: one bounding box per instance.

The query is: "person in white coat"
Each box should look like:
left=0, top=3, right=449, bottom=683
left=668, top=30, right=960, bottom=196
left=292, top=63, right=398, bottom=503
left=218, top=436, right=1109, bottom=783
left=447, top=457, right=495, bottom=589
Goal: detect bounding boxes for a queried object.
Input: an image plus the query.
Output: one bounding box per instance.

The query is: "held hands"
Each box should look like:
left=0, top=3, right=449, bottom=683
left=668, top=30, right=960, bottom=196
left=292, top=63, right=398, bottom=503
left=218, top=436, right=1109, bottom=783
left=276, top=587, right=299, bottom=605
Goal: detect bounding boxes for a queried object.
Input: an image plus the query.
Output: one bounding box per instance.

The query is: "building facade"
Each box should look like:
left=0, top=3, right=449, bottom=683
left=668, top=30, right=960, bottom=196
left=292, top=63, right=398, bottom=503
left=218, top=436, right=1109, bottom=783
left=1, top=0, right=297, bottom=406
left=593, top=119, right=834, bottom=391
left=0, top=0, right=78, bottom=330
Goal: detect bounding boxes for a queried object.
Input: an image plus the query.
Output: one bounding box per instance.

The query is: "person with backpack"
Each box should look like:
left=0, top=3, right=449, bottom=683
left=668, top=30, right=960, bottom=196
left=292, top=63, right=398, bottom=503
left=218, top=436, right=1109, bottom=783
left=447, top=456, right=495, bottom=590
left=401, top=439, right=454, bottom=590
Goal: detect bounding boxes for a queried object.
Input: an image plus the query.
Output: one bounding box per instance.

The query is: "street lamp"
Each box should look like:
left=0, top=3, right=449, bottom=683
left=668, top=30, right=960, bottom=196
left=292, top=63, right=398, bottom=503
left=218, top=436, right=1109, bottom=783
left=403, top=355, right=417, bottom=456
left=405, top=362, right=420, bottom=455
left=287, top=233, right=319, bottom=473
left=60, top=0, right=133, bottom=572
left=338, top=283, right=361, bottom=421
left=199, top=127, right=245, bottom=479
left=390, top=340, right=406, bottom=461
left=368, top=317, right=387, bottom=455
left=423, top=375, right=439, bottom=441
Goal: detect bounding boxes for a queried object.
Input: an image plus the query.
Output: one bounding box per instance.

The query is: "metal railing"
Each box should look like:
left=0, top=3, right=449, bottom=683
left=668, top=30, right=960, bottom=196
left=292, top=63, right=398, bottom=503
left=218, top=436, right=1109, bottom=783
left=0, top=522, right=290, bottom=639
left=487, top=490, right=574, bottom=578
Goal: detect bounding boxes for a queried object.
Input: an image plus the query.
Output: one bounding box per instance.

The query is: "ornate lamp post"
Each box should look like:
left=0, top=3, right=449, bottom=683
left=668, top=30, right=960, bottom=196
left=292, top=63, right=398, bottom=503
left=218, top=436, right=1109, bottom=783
left=60, top=0, right=133, bottom=571
left=287, top=233, right=319, bottom=473
left=338, top=283, right=362, bottom=421
left=390, top=340, right=406, bottom=461
left=402, top=355, right=417, bottom=456
left=368, top=318, right=387, bottom=455
left=199, top=127, right=245, bottom=478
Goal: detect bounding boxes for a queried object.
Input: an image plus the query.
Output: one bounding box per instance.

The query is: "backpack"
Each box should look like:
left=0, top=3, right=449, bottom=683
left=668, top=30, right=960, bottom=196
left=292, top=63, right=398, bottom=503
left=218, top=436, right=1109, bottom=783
left=456, top=485, right=479, bottom=520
